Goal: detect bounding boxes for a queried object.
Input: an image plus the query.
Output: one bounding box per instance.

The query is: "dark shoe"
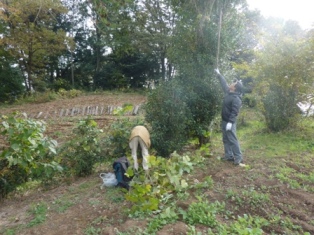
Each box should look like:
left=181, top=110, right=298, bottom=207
left=117, top=182, right=130, bottom=190
left=222, top=157, right=234, bottom=161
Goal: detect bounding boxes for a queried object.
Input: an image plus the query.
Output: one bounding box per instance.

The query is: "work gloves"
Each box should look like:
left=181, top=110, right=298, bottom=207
left=214, top=68, right=220, bottom=75
left=226, top=122, right=232, bottom=131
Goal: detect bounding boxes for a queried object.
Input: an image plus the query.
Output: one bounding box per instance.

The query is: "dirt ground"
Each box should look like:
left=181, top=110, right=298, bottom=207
left=0, top=93, right=313, bottom=235
left=0, top=92, right=147, bottom=144
left=0, top=92, right=147, bottom=115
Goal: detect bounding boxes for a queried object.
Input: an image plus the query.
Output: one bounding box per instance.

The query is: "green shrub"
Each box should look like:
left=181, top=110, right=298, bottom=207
left=20, top=91, right=59, bottom=103
left=144, top=76, right=220, bottom=156
left=58, top=118, right=103, bottom=177
left=262, top=85, right=299, bottom=132
left=145, top=80, right=190, bottom=157
left=0, top=113, right=61, bottom=199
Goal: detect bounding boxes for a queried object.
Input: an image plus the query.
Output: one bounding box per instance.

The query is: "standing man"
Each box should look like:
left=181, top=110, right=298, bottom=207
left=129, top=125, right=151, bottom=171
left=214, top=68, right=245, bottom=167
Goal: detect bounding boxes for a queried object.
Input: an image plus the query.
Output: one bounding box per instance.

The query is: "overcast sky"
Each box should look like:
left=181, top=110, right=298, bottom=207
left=246, top=0, right=314, bottom=30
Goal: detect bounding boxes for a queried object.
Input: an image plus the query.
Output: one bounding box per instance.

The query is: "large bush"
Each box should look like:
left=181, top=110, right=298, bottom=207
left=145, top=80, right=191, bottom=157
left=144, top=76, right=221, bottom=157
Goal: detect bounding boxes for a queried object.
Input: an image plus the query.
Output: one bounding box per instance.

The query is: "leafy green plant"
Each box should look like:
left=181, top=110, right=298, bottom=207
left=195, top=143, right=212, bottom=157
left=187, top=225, right=203, bottom=235
left=180, top=197, right=225, bottom=227
left=125, top=152, right=201, bottom=214
left=296, top=172, right=314, bottom=184
left=27, top=202, right=48, bottom=227
left=273, top=217, right=308, bottom=234
left=226, top=189, right=244, bottom=206
left=125, top=179, right=160, bottom=213
left=227, top=214, right=268, bottom=235
left=84, top=226, right=102, bottom=235
left=113, top=104, right=134, bottom=116
left=241, top=188, right=270, bottom=208
left=226, top=188, right=270, bottom=208
left=275, top=166, right=314, bottom=191
left=191, top=176, right=214, bottom=190
left=276, top=178, right=298, bottom=189
left=58, top=117, right=103, bottom=177
left=146, top=207, right=179, bottom=234
left=207, top=214, right=269, bottom=235
left=0, top=113, right=62, bottom=198
left=176, top=191, right=190, bottom=200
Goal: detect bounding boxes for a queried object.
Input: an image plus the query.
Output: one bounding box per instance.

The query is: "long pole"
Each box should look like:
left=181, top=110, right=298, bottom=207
left=216, top=9, right=223, bottom=68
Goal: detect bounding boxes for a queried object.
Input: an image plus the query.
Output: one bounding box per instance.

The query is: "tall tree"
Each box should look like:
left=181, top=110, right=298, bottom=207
left=56, top=0, right=95, bottom=89
left=88, top=0, right=176, bottom=88
left=134, top=0, right=176, bottom=81
left=0, top=0, right=70, bottom=91
left=145, top=0, right=252, bottom=148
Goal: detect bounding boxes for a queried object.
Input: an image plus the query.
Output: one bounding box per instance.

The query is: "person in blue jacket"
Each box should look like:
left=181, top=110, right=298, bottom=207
left=214, top=68, right=245, bottom=167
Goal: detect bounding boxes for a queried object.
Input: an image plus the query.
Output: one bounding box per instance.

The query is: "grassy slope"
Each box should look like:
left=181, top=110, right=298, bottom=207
left=1, top=98, right=314, bottom=234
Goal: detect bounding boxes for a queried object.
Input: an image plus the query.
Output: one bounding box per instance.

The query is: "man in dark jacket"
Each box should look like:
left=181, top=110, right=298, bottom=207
left=214, top=68, right=245, bottom=167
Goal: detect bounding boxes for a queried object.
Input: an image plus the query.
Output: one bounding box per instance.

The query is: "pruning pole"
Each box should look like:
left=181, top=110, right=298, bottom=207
left=216, top=9, right=223, bottom=68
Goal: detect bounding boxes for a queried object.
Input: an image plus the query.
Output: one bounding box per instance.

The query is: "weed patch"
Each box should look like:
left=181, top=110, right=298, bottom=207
left=27, top=202, right=48, bottom=227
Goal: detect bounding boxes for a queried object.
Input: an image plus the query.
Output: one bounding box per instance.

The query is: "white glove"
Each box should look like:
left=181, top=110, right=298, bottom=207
left=214, top=68, right=220, bottom=75
left=226, top=122, right=232, bottom=131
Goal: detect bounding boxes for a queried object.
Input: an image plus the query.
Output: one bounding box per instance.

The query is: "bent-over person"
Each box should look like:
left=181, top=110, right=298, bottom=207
left=129, top=125, right=151, bottom=171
